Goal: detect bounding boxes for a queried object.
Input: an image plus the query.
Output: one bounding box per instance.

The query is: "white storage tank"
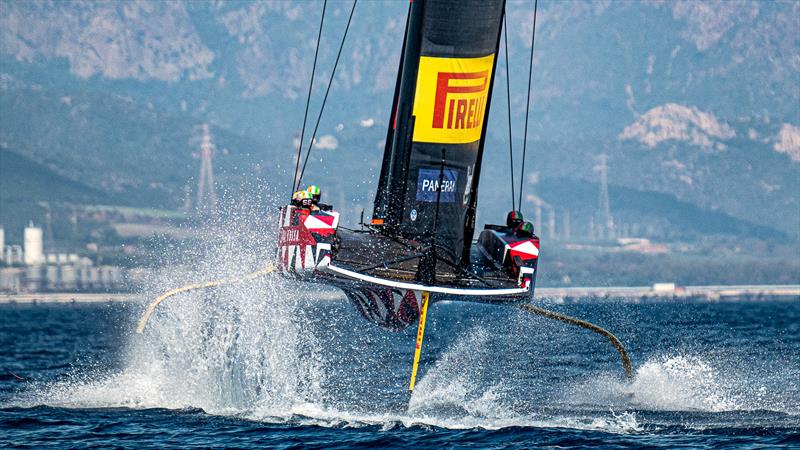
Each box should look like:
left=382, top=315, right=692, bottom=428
left=61, top=265, right=77, bottom=290
left=24, top=264, right=43, bottom=291
left=45, top=265, right=59, bottom=290
left=24, top=222, right=44, bottom=265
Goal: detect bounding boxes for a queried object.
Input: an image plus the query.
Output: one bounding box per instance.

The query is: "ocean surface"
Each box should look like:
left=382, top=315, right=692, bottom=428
left=1, top=285, right=798, bottom=448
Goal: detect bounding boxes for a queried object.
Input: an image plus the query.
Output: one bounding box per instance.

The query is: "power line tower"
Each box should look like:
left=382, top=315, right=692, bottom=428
left=196, top=124, right=217, bottom=213
left=594, top=154, right=614, bottom=240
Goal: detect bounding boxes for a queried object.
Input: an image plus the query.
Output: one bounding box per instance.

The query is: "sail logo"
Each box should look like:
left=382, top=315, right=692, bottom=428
left=416, top=167, right=458, bottom=203
left=432, top=71, right=488, bottom=131
left=412, top=54, right=495, bottom=144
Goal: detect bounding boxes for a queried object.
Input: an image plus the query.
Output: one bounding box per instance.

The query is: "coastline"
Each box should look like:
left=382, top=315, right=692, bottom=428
left=1, top=285, right=797, bottom=304
left=0, top=293, right=140, bottom=304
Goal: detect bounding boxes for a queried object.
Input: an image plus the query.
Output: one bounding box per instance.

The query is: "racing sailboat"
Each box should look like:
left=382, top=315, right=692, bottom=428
left=138, top=0, right=633, bottom=393
left=276, top=0, right=632, bottom=390
left=279, top=0, right=538, bottom=333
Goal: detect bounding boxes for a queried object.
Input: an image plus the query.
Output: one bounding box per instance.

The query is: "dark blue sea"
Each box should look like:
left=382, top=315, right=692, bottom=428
left=1, top=286, right=798, bottom=448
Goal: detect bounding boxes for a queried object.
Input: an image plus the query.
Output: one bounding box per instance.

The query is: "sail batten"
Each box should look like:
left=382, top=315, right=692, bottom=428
left=372, top=0, right=506, bottom=266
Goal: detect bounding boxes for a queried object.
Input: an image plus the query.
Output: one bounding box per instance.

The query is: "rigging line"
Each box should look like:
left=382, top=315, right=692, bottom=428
left=292, top=0, right=327, bottom=195
left=503, top=13, right=516, bottom=213
left=296, top=0, right=358, bottom=192
left=518, top=0, right=539, bottom=210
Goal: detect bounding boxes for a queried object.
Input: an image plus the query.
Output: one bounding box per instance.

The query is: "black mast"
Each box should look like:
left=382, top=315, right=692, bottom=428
left=460, top=6, right=506, bottom=265
left=373, top=0, right=425, bottom=228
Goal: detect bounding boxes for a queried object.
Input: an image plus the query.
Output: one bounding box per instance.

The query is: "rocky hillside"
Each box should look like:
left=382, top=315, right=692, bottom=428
left=0, top=0, right=797, bottom=239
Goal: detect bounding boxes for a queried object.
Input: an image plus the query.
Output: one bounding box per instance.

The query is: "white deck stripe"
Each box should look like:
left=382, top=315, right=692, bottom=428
left=324, top=263, right=530, bottom=296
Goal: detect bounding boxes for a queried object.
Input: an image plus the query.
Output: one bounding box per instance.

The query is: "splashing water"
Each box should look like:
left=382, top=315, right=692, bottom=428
left=20, top=201, right=331, bottom=418
left=405, top=327, right=643, bottom=432
left=565, top=353, right=799, bottom=417
left=18, top=285, right=644, bottom=433
left=627, top=355, right=740, bottom=412
left=408, top=327, right=517, bottom=425
left=29, top=264, right=324, bottom=417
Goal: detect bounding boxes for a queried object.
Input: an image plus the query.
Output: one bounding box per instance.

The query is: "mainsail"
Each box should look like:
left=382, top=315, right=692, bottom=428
left=372, top=0, right=505, bottom=266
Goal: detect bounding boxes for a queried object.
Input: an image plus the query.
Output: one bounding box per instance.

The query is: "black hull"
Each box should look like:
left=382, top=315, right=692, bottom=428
left=277, top=205, right=539, bottom=330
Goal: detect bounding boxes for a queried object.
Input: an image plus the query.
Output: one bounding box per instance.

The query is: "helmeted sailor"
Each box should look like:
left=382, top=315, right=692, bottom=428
left=506, top=210, right=524, bottom=230
left=307, top=184, right=333, bottom=211
left=292, top=191, right=306, bottom=207
left=515, top=221, right=535, bottom=238
left=307, top=185, right=322, bottom=204
left=291, top=190, right=306, bottom=207
left=292, top=190, right=316, bottom=210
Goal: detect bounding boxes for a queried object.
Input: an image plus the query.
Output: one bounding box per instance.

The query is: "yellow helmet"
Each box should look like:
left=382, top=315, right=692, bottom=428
left=292, top=190, right=315, bottom=208
left=307, top=185, right=321, bottom=202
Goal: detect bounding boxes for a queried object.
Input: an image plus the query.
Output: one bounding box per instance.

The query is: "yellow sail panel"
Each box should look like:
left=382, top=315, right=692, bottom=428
left=412, top=54, right=495, bottom=144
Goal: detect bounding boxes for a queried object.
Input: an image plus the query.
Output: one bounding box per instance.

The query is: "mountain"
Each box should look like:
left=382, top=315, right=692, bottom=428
left=0, top=149, right=110, bottom=242
left=536, top=177, right=786, bottom=241
left=0, top=75, right=286, bottom=208
left=0, top=149, right=108, bottom=203
left=0, top=0, right=797, bottom=241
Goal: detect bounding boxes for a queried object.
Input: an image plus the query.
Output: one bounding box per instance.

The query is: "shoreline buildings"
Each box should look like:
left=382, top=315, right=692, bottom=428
left=0, top=222, right=124, bottom=293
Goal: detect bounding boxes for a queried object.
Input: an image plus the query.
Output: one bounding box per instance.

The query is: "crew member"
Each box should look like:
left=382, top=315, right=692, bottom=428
left=291, top=190, right=307, bottom=207
left=506, top=210, right=524, bottom=231
left=307, top=185, right=332, bottom=211
left=515, top=221, right=535, bottom=238
left=292, top=190, right=317, bottom=210
left=307, top=185, right=321, bottom=204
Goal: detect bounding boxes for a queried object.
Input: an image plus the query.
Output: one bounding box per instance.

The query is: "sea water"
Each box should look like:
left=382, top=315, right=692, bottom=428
left=1, top=292, right=798, bottom=448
